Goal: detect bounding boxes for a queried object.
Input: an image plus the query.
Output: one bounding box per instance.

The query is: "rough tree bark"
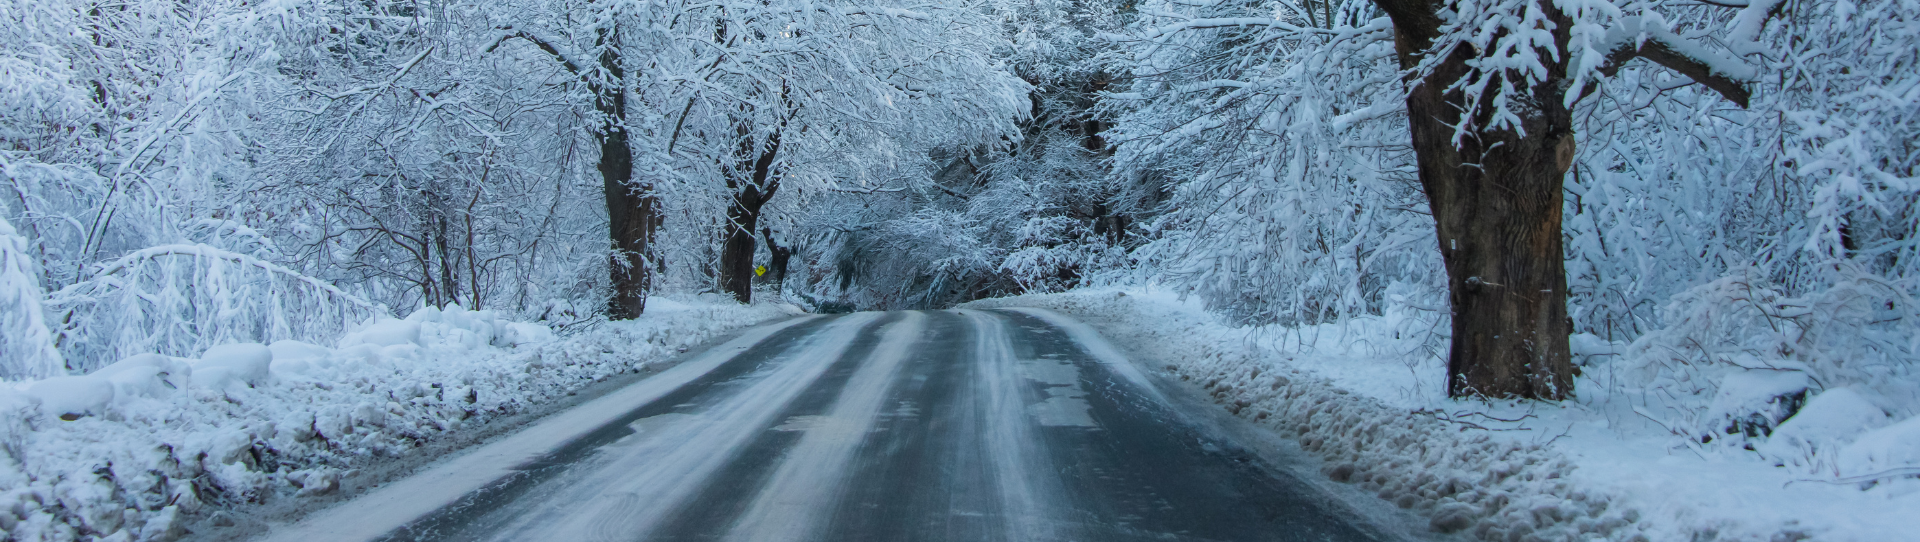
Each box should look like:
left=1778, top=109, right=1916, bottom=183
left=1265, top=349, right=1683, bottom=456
left=1372, top=0, right=1753, bottom=399
left=601, top=96, right=657, bottom=318
left=764, top=227, right=792, bottom=292
left=718, top=123, right=783, bottom=304
left=593, top=28, right=658, bottom=320
left=489, top=26, right=658, bottom=319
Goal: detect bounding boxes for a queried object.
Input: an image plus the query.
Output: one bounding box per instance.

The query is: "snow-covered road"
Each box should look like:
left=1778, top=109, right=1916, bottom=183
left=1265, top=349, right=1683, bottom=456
left=258, top=309, right=1401, bottom=542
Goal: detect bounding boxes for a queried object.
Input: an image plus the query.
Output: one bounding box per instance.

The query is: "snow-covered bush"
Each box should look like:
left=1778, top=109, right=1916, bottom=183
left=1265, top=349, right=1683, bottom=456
left=1613, top=265, right=1920, bottom=476
left=1106, top=0, right=1440, bottom=326
left=0, top=216, right=62, bottom=381
left=0, top=297, right=790, bottom=542
left=45, top=244, right=382, bottom=373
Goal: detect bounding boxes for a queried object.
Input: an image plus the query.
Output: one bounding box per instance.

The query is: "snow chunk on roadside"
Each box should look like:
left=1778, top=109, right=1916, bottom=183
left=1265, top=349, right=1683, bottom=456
left=270, top=339, right=332, bottom=363
left=1759, top=388, right=1889, bottom=464
left=269, top=339, right=334, bottom=377
left=501, top=322, right=556, bottom=347
left=93, top=353, right=193, bottom=400
left=341, top=318, right=422, bottom=348
left=25, top=376, right=114, bottom=419
left=1838, top=415, right=1920, bottom=478
left=194, top=343, right=273, bottom=389
left=1702, top=368, right=1808, bottom=440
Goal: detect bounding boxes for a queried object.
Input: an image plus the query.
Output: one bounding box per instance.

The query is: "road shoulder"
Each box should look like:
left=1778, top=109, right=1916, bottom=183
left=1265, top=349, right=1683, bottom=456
left=963, top=298, right=1462, bottom=542
left=209, top=312, right=815, bottom=542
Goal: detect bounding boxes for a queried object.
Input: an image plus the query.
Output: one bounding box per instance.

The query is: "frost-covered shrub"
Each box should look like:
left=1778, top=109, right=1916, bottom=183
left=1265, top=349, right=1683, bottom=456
left=1110, top=0, right=1435, bottom=327
left=0, top=298, right=788, bottom=542
left=1617, top=265, right=1919, bottom=471
left=0, top=216, right=63, bottom=380
left=46, top=245, right=382, bottom=373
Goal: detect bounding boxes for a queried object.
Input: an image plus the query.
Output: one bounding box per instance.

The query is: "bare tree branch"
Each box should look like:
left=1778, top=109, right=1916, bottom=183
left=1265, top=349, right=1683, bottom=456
left=1594, top=24, right=1755, bottom=108
left=488, top=29, right=585, bottom=79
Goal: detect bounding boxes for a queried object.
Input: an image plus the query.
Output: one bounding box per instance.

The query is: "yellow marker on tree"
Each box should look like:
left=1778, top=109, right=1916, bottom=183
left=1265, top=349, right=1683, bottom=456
left=754, top=265, right=768, bottom=277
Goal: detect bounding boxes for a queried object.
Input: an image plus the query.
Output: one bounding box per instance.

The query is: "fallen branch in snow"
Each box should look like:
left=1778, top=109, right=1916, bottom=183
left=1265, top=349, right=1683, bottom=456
left=1412, top=408, right=1537, bottom=432
left=1787, top=467, right=1920, bottom=489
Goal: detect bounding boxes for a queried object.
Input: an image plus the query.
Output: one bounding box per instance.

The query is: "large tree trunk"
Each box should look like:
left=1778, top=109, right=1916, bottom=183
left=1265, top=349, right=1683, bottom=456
left=597, top=28, right=657, bottom=320
left=764, top=227, right=792, bottom=292
left=1407, top=80, right=1577, bottom=400
left=717, top=119, right=784, bottom=304
left=1368, top=0, right=1754, bottom=399
left=1385, top=4, right=1575, bottom=399
left=603, top=122, right=657, bottom=319
left=484, top=26, right=660, bottom=319
left=718, top=189, right=763, bottom=303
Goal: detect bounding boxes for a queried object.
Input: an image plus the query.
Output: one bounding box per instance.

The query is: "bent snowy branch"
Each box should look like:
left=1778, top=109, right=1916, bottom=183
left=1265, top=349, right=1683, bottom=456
left=1590, top=20, right=1755, bottom=108
left=47, top=244, right=383, bottom=369
left=487, top=29, right=586, bottom=78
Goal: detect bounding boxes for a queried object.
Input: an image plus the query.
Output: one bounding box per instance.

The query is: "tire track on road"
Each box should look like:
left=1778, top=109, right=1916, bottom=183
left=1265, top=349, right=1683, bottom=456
left=965, top=309, right=1076, bottom=542
left=475, top=312, right=884, bottom=542
left=723, top=311, right=929, bottom=542
left=268, top=314, right=827, bottom=542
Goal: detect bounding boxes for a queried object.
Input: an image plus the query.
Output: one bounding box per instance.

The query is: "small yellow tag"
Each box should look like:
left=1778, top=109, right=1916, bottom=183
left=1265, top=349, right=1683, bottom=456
left=755, top=265, right=768, bottom=277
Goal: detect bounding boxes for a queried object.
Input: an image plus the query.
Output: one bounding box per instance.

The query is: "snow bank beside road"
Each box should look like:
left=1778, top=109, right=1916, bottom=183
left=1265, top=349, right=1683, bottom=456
left=966, top=288, right=1917, bottom=541
left=0, top=296, right=795, bottom=542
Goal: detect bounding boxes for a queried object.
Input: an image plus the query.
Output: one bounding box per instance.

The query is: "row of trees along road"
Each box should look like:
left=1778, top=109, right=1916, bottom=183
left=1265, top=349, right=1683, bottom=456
left=485, top=0, right=1026, bottom=312
left=7, top=0, right=1913, bottom=406
left=0, top=0, right=1024, bottom=377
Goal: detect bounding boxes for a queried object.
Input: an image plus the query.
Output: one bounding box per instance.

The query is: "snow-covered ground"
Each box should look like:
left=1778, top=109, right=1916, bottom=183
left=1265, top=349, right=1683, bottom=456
left=0, top=295, right=797, bottom=542
left=966, top=288, right=1919, bottom=542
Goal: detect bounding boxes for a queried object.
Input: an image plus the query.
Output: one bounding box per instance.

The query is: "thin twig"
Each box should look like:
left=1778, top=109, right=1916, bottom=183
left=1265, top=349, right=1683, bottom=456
left=1785, top=467, right=1920, bottom=488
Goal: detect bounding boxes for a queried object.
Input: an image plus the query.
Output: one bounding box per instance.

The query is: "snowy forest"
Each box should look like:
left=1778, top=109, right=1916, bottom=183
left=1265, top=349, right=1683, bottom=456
left=1, top=0, right=1917, bottom=539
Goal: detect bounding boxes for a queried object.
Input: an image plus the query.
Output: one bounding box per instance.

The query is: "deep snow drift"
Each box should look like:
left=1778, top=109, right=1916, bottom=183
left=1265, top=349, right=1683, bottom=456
left=966, top=288, right=1919, bottom=542
left=0, top=296, right=796, bottom=542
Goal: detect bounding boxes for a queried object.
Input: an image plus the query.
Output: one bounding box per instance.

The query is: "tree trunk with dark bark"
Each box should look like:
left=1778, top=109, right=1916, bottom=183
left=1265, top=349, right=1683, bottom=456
left=764, top=227, right=792, bottom=293
left=1373, top=0, right=1752, bottom=399
left=1407, top=54, right=1577, bottom=399
left=603, top=121, right=657, bottom=319
left=719, top=188, right=764, bottom=303
left=718, top=124, right=783, bottom=304
left=593, top=28, right=657, bottom=320
left=485, top=26, right=660, bottom=319
left=1379, top=3, right=1577, bottom=399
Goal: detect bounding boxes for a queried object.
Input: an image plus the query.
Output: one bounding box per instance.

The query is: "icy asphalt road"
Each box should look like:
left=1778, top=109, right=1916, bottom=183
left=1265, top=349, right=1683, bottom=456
left=261, top=309, right=1401, bottom=542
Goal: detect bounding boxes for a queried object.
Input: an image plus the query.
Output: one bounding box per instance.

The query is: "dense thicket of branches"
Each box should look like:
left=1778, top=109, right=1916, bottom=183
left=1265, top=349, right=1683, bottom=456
left=779, top=0, right=1153, bottom=310
left=784, top=0, right=1916, bottom=400
left=0, top=0, right=1025, bottom=376
left=1098, top=0, right=1918, bottom=399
